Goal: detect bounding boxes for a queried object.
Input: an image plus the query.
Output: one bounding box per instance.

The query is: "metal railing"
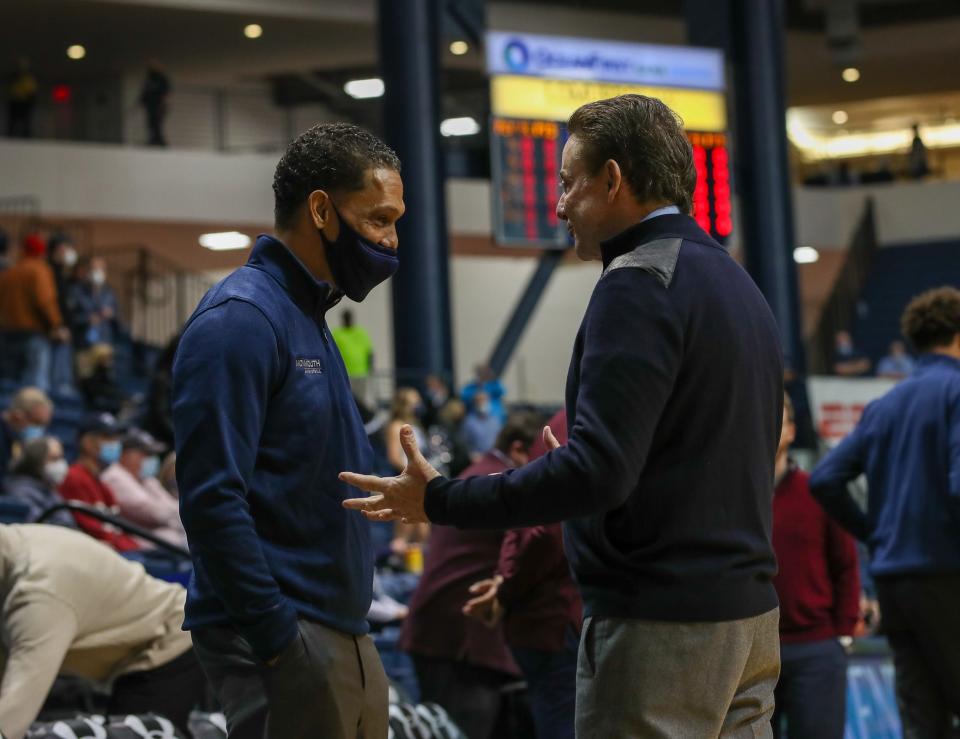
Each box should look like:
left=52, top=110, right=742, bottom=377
left=95, top=244, right=215, bottom=346
left=37, top=500, right=190, bottom=559
left=807, top=197, right=879, bottom=373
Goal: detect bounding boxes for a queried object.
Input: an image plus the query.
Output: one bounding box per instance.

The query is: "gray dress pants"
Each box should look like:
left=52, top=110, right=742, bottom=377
left=575, top=608, right=781, bottom=738
left=192, top=618, right=389, bottom=739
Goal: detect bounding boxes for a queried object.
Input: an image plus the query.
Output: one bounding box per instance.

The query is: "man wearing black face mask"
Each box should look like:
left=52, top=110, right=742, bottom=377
left=173, top=123, right=404, bottom=739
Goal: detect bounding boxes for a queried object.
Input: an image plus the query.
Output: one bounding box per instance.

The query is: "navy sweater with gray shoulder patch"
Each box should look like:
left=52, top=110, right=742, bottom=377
left=426, top=214, right=784, bottom=623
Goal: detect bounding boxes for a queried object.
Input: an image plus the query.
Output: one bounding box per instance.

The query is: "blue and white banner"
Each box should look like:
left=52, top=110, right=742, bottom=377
left=486, top=32, right=725, bottom=91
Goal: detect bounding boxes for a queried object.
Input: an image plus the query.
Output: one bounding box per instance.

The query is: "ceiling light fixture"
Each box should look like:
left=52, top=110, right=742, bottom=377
left=199, top=232, right=252, bottom=251
left=66, top=45, right=86, bottom=60
left=244, top=23, right=263, bottom=39
left=793, top=246, right=820, bottom=264
left=440, top=117, right=481, bottom=137
left=842, top=67, right=860, bottom=83
left=450, top=40, right=469, bottom=55
left=832, top=110, right=849, bottom=125
left=344, top=78, right=385, bottom=99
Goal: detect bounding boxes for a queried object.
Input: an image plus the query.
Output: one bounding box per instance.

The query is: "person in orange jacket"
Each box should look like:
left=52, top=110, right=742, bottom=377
left=0, top=234, right=69, bottom=392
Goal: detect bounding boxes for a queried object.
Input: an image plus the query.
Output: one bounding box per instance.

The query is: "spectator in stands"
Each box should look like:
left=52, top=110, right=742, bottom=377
left=0, top=234, right=69, bottom=392
left=0, top=387, right=54, bottom=483
left=462, top=365, right=507, bottom=423
left=66, top=256, right=120, bottom=349
left=101, top=429, right=186, bottom=548
left=435, top=398, right=471, bottom=478
left=1, top=436, right=75, bottom=527
left=876, top=339, right=915, bottom=380
left=59, top=413, right=141, bottom=552
left=386, top=387, right=428, bottom=473
left=158, top=451, right=177, bottom=497
left=0, top=524, right=207, bottom=739
left=343, top=94, right=786, bottom=738
left=908, top=123, right=930, bottom=179
left=332, top=309, right=374, bottom=401
left=423, top=373, right=450, bottom=428
left=78, top=343, right=128, bottom=415
left=832, top=329, right=872, bottom=377
left=47, top=234, right=79, bottom=395
left=462, top=390, right=503, bottom=462
left=401, top=412, right=543, bottom=739
left=142, top=332, right=180, bottom=447
left=140, top=60, right=171, bottom=147
left=771, top=394, right=859, bottom=739
left=811, top=286, right=960, bottom=738
left=6, top=58, right=37, bottom=138
left=464, top=409, right=581, bottom=739
left=386, top=388, right=431, bottom=554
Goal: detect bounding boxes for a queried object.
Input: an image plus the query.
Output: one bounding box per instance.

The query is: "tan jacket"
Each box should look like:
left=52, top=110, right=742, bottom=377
left=0, top=525, right=192, bottom=739
left=0, top=257, right=63, bottom=332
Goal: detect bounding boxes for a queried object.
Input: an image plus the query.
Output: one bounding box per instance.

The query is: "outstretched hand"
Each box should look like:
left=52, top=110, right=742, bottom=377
left=341, top=425, right=440, bottom=524
left=463, top=575, right=504, bottom=628
left=543, top=425, right=561, bottom=451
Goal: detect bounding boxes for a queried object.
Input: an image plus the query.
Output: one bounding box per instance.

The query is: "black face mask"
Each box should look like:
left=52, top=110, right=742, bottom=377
left=318, top=204, right=399, bottom=302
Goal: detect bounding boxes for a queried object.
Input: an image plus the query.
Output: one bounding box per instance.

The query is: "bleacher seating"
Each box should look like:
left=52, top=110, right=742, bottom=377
left=852, top=240, right=960, bottom=363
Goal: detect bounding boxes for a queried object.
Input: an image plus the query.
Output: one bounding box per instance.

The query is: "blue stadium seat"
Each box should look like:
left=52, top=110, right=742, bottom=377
left=852, top=240, right=960, bottom=363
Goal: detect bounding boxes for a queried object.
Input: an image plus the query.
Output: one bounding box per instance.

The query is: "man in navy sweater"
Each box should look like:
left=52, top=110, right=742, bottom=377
left=811, top=286, right=960, bottom=738
left=344, top=95, right=784, bottom=736
left=173, top=123, right=404, bottom=739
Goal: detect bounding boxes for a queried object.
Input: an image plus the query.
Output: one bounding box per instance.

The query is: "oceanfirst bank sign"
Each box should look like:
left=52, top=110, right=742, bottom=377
left=486, top=30, right=731, bottom=247
left=486, top=32, right=725, bottom=91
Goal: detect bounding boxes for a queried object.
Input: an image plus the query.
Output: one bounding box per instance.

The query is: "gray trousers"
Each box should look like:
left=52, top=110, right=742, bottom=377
left=192, top=618, right=389, bottom=739
left=576, top=608, right=780, bottom=739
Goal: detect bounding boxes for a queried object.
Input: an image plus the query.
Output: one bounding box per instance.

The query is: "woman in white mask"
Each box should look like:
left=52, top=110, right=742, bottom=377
left=1, top=436, right=76, bottom=527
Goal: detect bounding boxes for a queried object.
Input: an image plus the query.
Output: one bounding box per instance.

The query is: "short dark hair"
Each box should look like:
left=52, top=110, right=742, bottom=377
left=567, top=94, right=697, bottom=214
left=272, top=123, right=401, bottom=230
left=901, top=286, right=960, bottom=353
left=495, top=411, right=544, bottom=454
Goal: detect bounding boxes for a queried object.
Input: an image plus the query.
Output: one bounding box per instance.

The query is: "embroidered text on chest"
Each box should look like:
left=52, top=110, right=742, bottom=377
left=296, top=358, right=325, bottom=375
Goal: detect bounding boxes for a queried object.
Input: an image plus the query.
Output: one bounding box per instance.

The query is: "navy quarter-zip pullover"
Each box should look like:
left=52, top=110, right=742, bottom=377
left=173, top=235, right=374, bottom=661
left=425, top=214, right=784, bottom=624
left=811, top=353, right=960, bottom=575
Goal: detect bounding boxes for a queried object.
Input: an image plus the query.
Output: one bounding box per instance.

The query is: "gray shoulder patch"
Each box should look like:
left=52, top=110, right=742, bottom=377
left=601, top=237, right=683, bottom=288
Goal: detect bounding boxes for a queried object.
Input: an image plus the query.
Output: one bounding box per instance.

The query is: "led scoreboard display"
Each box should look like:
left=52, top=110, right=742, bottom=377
left=487, top=32, right=731, bottom=248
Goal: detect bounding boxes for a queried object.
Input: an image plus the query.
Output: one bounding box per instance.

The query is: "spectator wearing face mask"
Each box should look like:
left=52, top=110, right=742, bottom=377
left=1, top=436, right=75, bottom=527
left=462, top=390, right=503, bottom=462
left=0, top=387, right=54, bottom=482
left=66, top=256, right=121, bottom=350
left=58, top=413, right=142, bottom=552
left=101, top=429, right=186, bottom=548
left=461, top=365, right=507, bottom=424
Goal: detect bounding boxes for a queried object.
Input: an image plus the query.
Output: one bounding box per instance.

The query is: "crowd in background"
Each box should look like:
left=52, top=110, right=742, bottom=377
left=0, top=223, right=957, bottom=738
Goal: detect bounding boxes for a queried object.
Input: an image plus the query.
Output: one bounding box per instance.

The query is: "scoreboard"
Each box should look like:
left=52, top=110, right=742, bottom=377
left=487, top=32, right=730, bottom=248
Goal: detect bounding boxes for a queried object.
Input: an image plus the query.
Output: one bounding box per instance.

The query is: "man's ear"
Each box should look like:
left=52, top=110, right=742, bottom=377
left=307, top=190, right=332, bottom=230
left=604, top=159, right=623, bottom=203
